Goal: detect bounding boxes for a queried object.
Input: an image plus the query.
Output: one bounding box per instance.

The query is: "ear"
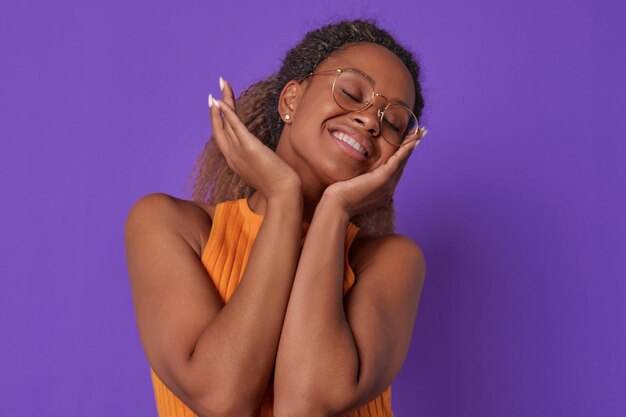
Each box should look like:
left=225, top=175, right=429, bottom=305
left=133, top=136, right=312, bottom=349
left=277, top=79, right=303, bottom=124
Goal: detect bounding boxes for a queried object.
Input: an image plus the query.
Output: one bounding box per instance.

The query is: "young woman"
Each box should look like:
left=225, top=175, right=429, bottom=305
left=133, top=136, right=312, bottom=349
left=125, top=19, right=428, bottom=417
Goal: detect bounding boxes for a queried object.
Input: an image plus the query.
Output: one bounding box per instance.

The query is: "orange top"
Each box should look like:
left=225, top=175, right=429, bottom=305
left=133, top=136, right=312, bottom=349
left=149, top=198, right=394, bottom=416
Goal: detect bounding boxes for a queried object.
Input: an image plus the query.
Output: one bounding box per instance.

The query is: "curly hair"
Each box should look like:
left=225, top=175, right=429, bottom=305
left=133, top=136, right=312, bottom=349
left=187, top=18, right=425, bottom=236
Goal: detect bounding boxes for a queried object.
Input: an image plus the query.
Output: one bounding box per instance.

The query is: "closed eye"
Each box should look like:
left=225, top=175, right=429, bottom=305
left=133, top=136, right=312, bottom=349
left=341, top=89, right=365, bottom=103
left=383, top=117, right=401, bottom=132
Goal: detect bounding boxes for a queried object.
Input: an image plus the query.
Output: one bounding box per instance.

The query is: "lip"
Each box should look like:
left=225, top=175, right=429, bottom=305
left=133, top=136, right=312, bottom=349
left=328, top=125, right=373, bottom=160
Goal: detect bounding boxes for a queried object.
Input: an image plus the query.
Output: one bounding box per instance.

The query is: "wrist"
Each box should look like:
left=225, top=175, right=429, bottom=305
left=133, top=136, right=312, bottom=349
left=317, top=194, right=351, bottom=223
left=266, top=192, right=303, bottom=213
left=265, top=178, right=302, bottom=202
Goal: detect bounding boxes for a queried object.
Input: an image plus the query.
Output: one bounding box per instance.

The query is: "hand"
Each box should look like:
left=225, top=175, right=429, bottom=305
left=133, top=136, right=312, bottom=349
left=322, top=136, right=423, bottom=218
left=208, top=78, right=302, bottom=200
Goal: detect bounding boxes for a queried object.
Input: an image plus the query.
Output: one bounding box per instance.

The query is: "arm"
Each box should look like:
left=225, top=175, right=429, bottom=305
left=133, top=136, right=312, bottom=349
left=125, top=191, right=302, bottom=417
left=125, top=80, right=304, bottom=417
left=273, top=196, right=426, bottom=417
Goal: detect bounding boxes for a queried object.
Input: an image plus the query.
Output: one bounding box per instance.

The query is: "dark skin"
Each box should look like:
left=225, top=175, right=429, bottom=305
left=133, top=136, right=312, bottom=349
left=125, top=42, right=426, bottom=417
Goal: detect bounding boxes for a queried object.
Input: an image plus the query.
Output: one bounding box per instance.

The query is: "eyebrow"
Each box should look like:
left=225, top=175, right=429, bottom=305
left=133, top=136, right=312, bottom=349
left=356, top=68, right=412, bottom=108
left=391, top=98, right=411, bottom=108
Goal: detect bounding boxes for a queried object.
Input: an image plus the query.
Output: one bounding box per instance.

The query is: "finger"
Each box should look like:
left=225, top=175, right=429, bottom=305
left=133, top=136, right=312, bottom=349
left=398, top=127, right=427, bottom=156
left=382, top=140, right=414, bottom=171
left=374, top=140, right=415, bottom=183
left=208, top=93, right=231, bottom=156
left=213, top=98, right=255, bottom=144
left=219, top=77, right=237, bottom=111
left=394, top=141, right=418, bottom=174
left=398, top=140, right=418, bottom=167
left=220, top=103, right=241, bottom=146
left=218, top=77, right=239, bottom=144
left=221, top=116, right=239, bottom=145
left=210, top=95, right=243, bottom=148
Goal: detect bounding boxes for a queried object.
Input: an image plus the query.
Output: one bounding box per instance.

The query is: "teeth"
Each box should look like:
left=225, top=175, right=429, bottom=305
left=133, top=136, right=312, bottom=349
left=332, top=131, right=367, bottom=156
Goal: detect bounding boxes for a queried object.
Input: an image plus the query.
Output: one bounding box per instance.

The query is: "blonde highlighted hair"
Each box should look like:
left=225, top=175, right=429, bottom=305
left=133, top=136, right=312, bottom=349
left=187, top=19, right=424, bottom=236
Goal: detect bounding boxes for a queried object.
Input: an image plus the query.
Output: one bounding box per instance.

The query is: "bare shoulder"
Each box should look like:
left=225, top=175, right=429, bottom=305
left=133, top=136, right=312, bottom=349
left=124, top=192, right=216, bottom=257
left=349, top=233, right=426, bottom=287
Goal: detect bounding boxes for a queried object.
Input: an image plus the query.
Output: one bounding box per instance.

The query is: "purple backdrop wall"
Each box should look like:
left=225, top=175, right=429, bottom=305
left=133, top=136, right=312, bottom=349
left=1, top=0, right=624, bottom=416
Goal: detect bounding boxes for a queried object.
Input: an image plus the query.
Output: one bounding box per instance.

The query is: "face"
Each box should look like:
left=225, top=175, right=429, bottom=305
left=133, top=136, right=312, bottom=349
left=275, top=42, right=416, bottom=189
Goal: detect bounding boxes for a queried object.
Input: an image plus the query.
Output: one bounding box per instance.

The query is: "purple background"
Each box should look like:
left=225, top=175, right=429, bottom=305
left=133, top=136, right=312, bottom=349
left=1, top=0, right=624, bottom=416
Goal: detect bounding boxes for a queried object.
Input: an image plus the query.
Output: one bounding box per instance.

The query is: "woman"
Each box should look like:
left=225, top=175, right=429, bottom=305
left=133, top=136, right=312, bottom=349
left=125, top=19, right=428, bottom=417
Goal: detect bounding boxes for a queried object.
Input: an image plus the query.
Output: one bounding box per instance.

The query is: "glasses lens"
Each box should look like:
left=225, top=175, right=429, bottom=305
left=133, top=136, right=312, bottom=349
left=333, top=69, right=419, bottom=147
left=381, top=105, right=419, bottom=146
left=333, top=70, right=374, bottom=111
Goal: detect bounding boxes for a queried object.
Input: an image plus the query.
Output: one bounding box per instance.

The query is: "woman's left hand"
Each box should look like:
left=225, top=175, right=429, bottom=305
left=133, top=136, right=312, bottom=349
left=322, top=137, right=422, bottom=218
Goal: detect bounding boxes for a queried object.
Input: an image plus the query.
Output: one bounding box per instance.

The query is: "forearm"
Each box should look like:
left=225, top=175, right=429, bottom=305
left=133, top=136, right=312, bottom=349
left=274, top=196, right=359, bottom=413
left=188, top=195, right=303, bottom=409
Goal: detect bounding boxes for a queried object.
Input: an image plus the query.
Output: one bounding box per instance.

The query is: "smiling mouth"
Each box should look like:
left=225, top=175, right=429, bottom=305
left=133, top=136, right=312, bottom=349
left=331, top=131, right=369, bottom=158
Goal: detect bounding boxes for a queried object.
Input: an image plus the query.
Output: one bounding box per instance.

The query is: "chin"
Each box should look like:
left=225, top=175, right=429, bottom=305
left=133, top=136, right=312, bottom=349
left=292, top=132, right=371, bottom=185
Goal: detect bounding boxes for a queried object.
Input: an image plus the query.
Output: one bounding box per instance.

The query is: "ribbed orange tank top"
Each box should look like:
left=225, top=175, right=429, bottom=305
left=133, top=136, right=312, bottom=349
left=150, top=198, right=394, bottom=416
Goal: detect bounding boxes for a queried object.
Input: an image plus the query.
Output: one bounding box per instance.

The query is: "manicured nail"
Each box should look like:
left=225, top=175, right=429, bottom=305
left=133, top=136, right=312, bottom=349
left=219, top=76, right=225, bottom=91
left=208, top=94, right=221, bottom=108
left=210, top=94, right=220, bottom=109
left=421, top=128, right=428, bottom=138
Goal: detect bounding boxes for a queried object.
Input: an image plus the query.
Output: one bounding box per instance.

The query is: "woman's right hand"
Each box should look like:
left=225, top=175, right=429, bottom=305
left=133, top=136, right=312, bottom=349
left=208, top=78, right=302, bottom=200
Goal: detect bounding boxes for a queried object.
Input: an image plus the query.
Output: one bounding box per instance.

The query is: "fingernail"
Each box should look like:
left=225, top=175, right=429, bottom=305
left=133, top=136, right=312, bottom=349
left=219, top=76, right=225, bottom=91
left=208, top=94, right=221, bottom=108
left=421, top=128, right=428, bottom=138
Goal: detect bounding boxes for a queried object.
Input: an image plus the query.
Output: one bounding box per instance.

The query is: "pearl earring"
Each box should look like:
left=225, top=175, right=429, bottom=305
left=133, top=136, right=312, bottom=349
left=284, top=114, right=291, bottom=120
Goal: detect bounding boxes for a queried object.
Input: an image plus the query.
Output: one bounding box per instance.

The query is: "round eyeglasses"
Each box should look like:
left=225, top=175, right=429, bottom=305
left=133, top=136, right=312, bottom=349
left=301, top=68, right=424, bottom=147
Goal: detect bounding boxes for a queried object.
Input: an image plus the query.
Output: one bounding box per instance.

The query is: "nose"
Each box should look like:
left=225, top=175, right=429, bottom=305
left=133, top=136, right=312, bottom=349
left=349, top=105, right=382, bottom=137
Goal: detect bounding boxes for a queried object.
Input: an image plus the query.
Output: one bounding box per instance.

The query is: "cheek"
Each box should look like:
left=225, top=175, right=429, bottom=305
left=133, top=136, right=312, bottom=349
left=294, top=90, right=340, bottom=127
left=291, top=100, right=340, bottom=144
left=368, top=146, right=396, bottom=171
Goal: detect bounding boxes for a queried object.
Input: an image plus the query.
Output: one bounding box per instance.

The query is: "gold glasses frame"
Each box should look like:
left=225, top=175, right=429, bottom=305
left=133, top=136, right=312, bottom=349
left=300, top=67, right=425, bottom=147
